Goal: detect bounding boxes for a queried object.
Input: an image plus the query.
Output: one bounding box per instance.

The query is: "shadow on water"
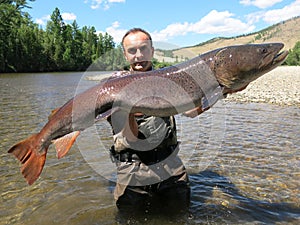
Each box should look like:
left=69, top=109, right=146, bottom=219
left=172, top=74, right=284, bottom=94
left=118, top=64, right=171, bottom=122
left=115, top=170, right=300, bottom=224
left=189, top=170, right=300, bottom=224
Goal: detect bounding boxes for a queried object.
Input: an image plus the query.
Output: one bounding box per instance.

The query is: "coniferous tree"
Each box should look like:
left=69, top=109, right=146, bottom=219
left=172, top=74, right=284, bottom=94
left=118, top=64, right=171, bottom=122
left=284, top=41, right=300, bottom=66
left=0, top=2, right=172, bottom=72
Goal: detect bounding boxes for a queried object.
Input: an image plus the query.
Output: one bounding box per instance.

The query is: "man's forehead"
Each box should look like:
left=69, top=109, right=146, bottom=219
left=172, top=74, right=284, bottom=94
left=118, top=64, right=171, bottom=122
left=123, top=33, right=151, bottom=47
left=125, top=40, right=151, bottom=49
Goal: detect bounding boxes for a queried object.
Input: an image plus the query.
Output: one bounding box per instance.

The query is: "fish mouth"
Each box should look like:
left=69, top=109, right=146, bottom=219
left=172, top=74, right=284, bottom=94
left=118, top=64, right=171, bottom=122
left=260, top=45, right=289, bottom=71
left=273, top=50, right=289, bottom=65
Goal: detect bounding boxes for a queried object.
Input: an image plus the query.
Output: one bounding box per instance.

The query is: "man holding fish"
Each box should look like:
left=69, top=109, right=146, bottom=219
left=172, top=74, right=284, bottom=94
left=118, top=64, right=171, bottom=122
left=8, top=25, right=288, bottom=213
left=109, top=28, right=191, bottom=213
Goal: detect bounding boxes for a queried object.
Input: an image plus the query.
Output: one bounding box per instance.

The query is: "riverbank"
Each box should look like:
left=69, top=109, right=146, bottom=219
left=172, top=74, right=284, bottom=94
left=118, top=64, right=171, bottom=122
left=225, top=66, right=300, bottom=107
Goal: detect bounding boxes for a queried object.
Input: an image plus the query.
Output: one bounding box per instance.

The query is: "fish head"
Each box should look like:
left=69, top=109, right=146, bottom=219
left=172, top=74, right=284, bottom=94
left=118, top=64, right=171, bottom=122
left=211, top=43, right=289, bottom=92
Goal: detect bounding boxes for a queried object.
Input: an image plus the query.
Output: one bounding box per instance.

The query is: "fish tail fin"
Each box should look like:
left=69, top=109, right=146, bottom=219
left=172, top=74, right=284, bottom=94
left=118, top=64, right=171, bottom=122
left=8, top=134, right=47, bottom=185
left=53, top=131, right=80, bottom=159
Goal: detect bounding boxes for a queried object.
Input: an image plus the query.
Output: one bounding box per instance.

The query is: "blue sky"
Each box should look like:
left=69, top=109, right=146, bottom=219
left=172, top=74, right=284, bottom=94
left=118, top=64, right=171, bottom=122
left=25, top=0, right=300, bottom=48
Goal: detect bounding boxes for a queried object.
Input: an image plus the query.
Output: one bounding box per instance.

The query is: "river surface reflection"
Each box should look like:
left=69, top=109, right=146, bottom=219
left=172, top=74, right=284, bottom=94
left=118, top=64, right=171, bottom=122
left=0, top=72, right=299, bottom=224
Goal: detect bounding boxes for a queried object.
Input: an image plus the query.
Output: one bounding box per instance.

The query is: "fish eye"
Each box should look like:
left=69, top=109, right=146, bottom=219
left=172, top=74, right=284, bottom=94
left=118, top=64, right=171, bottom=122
left=261, top=48, right=268, bottom=54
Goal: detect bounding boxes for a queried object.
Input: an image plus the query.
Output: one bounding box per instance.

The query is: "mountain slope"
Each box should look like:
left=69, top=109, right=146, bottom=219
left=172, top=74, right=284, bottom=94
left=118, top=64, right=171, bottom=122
left=173, top=16, right=300, bottom=59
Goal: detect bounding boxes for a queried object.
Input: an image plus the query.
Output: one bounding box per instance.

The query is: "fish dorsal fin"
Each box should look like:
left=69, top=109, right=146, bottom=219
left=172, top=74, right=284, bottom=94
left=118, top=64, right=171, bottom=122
left=48, top=108, right=60, bottom=120
left=53, top=131, right=80, bottom=159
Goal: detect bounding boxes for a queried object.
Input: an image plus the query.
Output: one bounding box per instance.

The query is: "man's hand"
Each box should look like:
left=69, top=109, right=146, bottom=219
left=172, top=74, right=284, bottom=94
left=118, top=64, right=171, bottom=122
left=110, top=111, right=139, bottom=142
left=123, top=113, right=139, bottom=141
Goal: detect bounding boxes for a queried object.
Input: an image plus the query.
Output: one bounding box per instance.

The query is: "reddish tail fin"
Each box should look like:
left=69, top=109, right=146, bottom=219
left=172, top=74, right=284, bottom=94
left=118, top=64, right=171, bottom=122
left=8, top=134, right=48, bottom=185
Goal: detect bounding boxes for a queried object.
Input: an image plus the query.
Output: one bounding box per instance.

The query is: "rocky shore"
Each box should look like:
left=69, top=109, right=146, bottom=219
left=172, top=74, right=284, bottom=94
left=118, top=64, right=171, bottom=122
left=224, top=66, right=300, bottom=107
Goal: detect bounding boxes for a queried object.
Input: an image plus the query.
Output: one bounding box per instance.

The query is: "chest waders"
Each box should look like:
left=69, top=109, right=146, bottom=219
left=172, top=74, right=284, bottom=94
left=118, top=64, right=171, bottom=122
left=110, top=115, right=178, bottom=165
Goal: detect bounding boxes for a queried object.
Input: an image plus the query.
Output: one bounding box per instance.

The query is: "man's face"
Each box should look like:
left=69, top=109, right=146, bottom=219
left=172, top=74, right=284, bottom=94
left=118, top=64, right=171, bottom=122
left=123, top=32, right=154, bottom=72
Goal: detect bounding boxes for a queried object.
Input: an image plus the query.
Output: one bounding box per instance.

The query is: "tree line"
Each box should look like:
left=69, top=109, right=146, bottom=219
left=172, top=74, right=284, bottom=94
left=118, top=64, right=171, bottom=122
left=283, top=41, right=300, bottom=66
left=0, top=0, right=128, bottom=73
left=1, top=1, right=299, bottom=73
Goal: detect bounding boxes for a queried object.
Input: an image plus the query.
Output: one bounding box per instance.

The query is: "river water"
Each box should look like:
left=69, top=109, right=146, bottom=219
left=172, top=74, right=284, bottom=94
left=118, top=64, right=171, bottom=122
left=0, top=72, right=299, bottom=224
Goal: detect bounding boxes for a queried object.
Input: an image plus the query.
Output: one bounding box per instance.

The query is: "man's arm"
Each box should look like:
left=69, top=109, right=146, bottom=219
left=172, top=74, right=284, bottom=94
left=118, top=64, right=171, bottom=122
left=124, top=113, right=139, bottom=141
left=112, top=112, right=139, bottom=152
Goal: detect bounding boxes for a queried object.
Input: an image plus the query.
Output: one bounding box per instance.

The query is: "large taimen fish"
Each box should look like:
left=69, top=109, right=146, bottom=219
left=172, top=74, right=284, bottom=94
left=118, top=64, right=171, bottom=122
left=8, top=43, right=288, bottom=185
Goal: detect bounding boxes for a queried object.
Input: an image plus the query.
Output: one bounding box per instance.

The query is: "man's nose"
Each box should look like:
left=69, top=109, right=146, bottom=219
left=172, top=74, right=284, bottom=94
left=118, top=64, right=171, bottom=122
left=135, top=49, right=143, bottom=58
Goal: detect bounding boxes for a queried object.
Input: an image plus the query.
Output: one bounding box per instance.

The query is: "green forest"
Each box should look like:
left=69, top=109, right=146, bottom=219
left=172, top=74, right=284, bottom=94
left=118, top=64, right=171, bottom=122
left=0, top=0, right=299, bottom=73
left=0, top=0, right=129, bottom=73
left=0, top=0, right=174, bottom=73
left=284, top=41, right=300, bottom=66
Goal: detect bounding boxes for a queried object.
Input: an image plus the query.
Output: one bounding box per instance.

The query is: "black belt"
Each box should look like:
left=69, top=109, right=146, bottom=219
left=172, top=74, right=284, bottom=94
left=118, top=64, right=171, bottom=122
left=110, top=144, right=177, bottom=165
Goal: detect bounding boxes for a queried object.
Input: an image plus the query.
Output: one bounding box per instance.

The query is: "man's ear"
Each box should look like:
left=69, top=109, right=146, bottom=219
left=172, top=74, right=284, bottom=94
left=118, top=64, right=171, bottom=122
left=151, top=47, right=154, bottom=57
left=123, top=53, right=129, bottom=61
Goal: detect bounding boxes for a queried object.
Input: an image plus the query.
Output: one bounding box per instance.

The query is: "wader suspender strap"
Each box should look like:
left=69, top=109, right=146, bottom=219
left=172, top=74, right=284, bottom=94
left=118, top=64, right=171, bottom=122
left=110, top=116, right=177, bottom=164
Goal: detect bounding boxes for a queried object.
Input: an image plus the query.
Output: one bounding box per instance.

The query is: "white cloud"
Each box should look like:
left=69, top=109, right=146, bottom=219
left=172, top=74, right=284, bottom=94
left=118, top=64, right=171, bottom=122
left=35, top=18, right=45, bottom=26
left=151, top=10, right=255, bottom=42
left=240, top=0, right=284, bottom=9
left=61, top=12, right=77, bottom=21
left=109, top=0, right=125, bottom=2
left=100, top=21, right=127, bottom=43
left=189, top=10, right=255, bottom=34
left=262, top=0, right=300, bottom=23
left=152, top=22, right=190, bottom=41
left=35, top=12, right=77, bottom=27
left=246, top=0, right=300, bottom=24
left=104, top=10, right=256, bottom=44
left=85, top=0, right=125, bottom=10
left=90, top=0, right=104, bottom=9
left=35, top=15, right=50, bottom=26
left=104, top=1, right=300, bottom=45
left=245, top=11, right=265, bottom=24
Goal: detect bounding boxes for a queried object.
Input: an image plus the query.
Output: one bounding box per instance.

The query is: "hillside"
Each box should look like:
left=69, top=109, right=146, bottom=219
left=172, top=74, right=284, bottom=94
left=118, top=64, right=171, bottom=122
left=171, top=16, right=300, bottom=59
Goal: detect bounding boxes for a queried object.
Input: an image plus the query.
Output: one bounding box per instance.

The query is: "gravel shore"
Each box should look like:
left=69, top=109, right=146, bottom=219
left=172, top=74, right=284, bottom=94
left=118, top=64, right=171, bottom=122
left=224, top=66, right=300, bottom=107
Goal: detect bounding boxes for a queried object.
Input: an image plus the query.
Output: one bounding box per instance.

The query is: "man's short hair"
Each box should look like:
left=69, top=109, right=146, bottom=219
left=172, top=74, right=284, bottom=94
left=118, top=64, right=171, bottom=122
left=121, top=28, right=153, bottom=49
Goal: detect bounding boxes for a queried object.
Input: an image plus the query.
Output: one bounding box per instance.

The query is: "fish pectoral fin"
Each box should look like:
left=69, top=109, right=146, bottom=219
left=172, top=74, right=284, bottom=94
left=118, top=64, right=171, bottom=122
left=182, top=106, right=205, bottom=118
left=224, top=84, right=249, bottom=94
left=183, top=86, right=224, bottom=118
left=8, top=133, right=47, bottom=185
left=95, top=107, right=120, bottom=122
left=53, top=131, right=80, bottom=159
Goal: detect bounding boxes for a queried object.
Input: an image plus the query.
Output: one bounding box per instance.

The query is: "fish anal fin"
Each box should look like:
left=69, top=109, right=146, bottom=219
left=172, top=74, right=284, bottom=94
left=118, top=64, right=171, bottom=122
left=8, top=134, right=48, bottom=185
left=53, top=131, right=80, bottom=159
